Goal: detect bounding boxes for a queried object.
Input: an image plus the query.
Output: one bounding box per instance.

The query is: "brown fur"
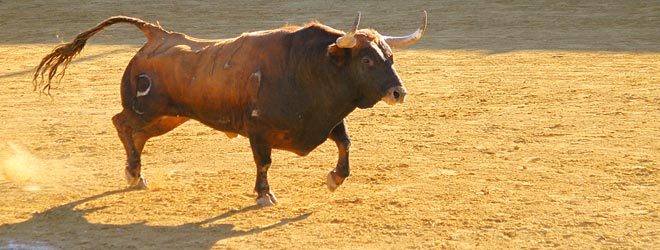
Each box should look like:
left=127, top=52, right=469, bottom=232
left=33, top=15, right=411, bottom=204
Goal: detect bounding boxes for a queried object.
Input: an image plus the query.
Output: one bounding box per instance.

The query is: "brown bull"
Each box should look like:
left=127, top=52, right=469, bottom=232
left=34, top=12, right=427, bottom=206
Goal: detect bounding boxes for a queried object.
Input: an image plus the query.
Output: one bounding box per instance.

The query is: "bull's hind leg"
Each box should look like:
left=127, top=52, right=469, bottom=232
left=112, top=111, right=143, bottom=187
left=112, top=110, right=188, bottom=189
left=327, top=120, right=351, bottom=191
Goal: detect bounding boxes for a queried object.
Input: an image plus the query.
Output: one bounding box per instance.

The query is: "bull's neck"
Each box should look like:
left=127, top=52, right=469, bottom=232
left=296, top=62, right=358, bottom=125
left=288, top=27, right=360, bottom=135
left=294, top=71, right=357, bottom=151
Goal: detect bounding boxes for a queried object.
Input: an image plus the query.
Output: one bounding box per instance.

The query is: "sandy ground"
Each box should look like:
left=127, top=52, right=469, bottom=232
left=1, top=1, right=659, bottom=249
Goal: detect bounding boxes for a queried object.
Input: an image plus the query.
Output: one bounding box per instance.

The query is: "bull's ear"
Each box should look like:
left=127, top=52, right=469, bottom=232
left=327, top=44, right=347, bottom=66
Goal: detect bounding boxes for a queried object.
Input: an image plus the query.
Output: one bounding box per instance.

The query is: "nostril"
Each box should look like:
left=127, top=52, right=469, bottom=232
left=392, top=90, right=400, bottom=99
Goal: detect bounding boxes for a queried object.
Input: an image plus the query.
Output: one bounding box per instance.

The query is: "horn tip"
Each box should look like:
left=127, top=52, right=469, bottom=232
left=420, top=10, right=428, bottom=33
left=351, top=11, right=361, bottom=33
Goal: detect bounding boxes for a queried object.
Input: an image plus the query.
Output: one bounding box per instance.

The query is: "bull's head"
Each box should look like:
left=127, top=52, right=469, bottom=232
left=329, top=11, right=427, bottom=108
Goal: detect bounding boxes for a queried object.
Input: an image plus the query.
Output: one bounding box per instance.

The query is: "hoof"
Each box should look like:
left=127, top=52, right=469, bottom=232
left=133, top=177, right=148, bottom=190
left=326, top=171, right=344, bottom=192
left=126, top=169, right=148, bottom=189
left=327, top=172, right=338, bottom=192
left=256, top=192, right=278, bottom=206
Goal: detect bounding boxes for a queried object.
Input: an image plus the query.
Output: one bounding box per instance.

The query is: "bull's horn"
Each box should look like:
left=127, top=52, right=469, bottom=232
left=383, top=10, right=427, bottom=48
left=336, top=12, right=361, bottom=48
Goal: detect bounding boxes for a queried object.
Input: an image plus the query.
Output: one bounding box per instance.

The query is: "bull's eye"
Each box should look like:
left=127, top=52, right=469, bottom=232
left=361, top=57, right=373, bottom=66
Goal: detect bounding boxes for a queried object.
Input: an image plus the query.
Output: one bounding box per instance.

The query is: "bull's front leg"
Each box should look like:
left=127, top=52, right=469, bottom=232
left=249, top=135, right=278, bottom=206
left=327, top=120, right=351, bottom=191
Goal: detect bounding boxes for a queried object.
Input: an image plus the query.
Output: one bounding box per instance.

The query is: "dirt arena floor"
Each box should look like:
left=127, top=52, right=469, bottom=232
left=1, top=1, right=658, bottom=249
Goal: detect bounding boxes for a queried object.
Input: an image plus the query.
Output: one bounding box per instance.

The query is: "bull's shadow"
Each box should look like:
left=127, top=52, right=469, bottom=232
left=0, top=189, right=310, bottom=249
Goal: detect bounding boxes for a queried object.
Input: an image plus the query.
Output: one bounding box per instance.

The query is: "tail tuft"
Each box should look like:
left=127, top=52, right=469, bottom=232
left=33, top=38, right=88, bottom=95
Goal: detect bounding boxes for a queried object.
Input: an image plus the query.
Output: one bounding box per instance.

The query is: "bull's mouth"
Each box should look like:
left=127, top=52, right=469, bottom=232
left=381, top=86, right=407, bottom=105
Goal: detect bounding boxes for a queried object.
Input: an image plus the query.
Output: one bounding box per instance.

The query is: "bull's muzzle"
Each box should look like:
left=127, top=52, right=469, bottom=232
left=382, top=86, right=407, bottom=105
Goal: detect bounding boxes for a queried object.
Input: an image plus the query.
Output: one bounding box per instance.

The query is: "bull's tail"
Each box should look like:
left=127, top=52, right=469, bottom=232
left=33, top=16, right=166, bottom=94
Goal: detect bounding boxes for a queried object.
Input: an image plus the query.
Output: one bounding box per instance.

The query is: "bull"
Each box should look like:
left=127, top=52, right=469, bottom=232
left=33, top=12, right=427, bottom=206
